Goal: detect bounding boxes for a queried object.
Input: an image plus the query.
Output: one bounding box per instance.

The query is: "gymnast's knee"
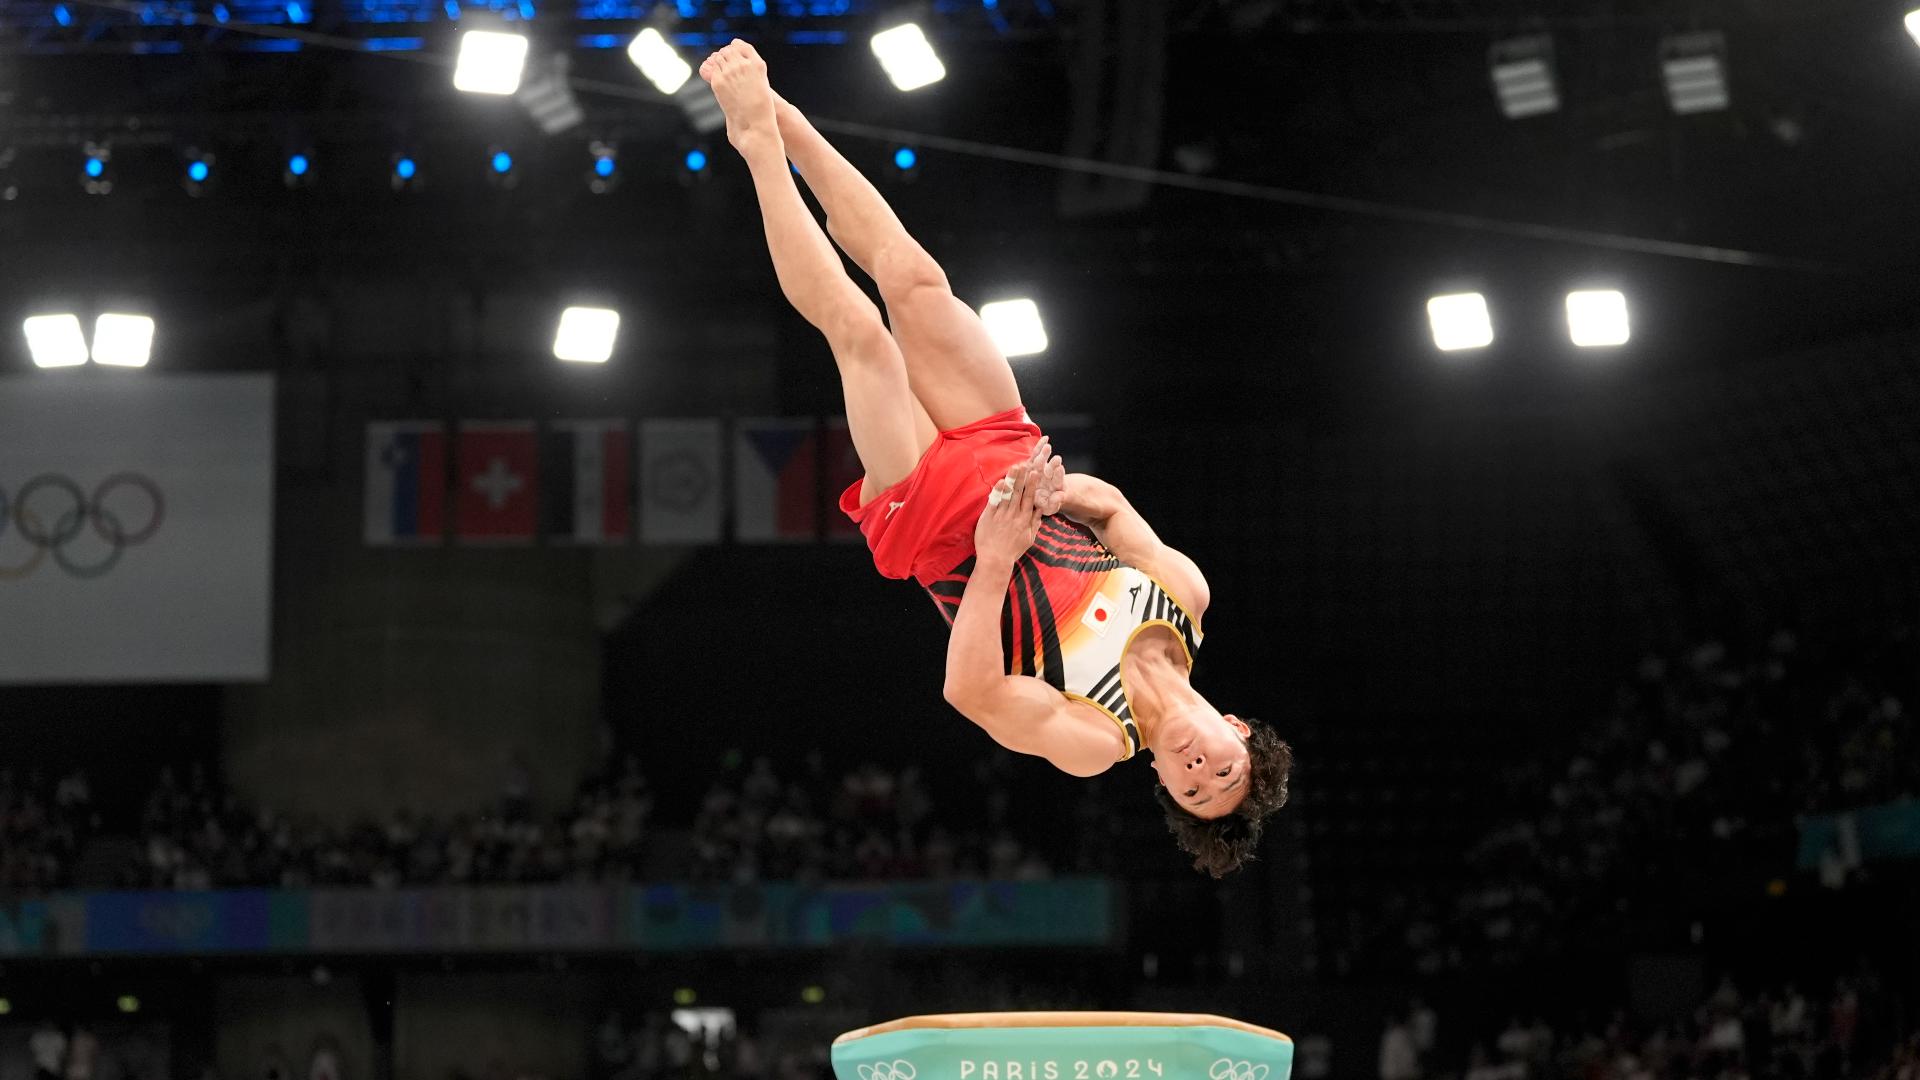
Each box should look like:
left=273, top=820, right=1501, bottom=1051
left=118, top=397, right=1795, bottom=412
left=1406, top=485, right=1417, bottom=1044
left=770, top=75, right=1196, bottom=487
left=872, top=239, right=948, bottom=303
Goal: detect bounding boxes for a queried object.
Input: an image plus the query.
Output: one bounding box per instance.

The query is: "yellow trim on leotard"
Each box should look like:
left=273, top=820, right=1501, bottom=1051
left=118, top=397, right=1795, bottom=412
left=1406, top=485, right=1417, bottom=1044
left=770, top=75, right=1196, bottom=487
left=1059, top=571, right=1204, bottom=762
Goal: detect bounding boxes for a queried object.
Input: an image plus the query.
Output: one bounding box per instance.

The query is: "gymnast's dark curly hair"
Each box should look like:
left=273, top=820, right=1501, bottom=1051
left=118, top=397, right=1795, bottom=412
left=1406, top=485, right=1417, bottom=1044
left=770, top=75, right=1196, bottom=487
left=1153, top=718, right=1293, bottom=878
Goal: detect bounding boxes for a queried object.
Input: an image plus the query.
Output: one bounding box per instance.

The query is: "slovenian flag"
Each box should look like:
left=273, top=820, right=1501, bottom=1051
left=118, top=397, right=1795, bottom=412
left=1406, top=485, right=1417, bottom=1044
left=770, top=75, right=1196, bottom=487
left=542, top=419, right=632, bottom=545
left=364, top=421, right=447, bottom=546
left=733, top=418, right=818, bottom=543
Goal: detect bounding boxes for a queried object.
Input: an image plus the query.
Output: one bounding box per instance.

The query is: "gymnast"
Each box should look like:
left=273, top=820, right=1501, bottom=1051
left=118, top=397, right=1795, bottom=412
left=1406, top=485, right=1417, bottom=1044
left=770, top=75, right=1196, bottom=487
left=700, top=40, right=1292, bottom=876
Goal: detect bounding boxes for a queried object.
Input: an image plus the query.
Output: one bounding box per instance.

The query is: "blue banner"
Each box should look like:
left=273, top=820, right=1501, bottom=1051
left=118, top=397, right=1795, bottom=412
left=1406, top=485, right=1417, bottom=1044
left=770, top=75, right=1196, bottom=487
left=1797, top=799, right=1920, bottom=870
left=0, top=879, right=1114, bottom=957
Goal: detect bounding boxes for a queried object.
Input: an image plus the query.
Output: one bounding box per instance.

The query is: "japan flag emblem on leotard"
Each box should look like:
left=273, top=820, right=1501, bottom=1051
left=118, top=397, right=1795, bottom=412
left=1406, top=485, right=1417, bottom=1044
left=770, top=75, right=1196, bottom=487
left=1082, top=591, right=1117, bottom=638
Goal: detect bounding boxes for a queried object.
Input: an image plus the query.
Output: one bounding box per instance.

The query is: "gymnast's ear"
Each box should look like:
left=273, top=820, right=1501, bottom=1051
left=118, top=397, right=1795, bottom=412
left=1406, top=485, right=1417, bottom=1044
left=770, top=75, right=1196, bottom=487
left=1224, top=714, right=1251, bottom=737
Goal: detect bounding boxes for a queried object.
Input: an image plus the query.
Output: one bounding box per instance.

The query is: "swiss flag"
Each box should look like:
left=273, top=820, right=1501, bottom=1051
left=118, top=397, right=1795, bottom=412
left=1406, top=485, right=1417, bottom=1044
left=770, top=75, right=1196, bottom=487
left=455, top=422, right=539, bottom=543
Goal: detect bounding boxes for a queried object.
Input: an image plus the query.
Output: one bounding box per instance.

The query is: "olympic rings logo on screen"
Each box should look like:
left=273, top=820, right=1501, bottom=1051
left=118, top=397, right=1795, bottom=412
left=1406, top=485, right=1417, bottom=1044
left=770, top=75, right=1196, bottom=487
left=1209, top=1061, right=1270, bottom=1080
left=0, top=473, right=166, bottom=581
left=858, top=1062, right=917, bottom=1080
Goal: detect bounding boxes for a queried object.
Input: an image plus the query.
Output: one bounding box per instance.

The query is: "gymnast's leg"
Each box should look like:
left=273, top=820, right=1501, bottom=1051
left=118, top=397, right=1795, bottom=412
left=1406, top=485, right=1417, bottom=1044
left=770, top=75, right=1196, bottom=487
left=702, top=41, right=936, bottom=504
left=772, top=93, right=1023, bottom=433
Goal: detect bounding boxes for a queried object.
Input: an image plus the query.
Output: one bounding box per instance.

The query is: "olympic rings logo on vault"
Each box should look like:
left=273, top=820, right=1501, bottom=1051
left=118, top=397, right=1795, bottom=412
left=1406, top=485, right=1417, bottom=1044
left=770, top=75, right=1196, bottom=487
left=857, top=1062, right=918, bottom=1080
left=0, top=472, right=166, bottom=580
left=1209, top=1061, right=1270, bottom=1080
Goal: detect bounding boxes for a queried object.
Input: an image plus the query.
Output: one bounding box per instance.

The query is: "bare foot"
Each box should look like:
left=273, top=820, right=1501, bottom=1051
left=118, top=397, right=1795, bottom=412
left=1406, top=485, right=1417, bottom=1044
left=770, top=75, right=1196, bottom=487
left=699, top=40, right=777, bottom=153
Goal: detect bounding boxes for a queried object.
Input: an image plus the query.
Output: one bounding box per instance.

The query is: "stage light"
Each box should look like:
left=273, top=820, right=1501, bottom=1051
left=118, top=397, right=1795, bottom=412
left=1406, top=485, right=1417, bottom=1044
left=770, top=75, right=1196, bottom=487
left=871, top=22, right=945, bottom=91
left=675, top=81, right=725, bottom=135
left=554, top=306, right=620, bottom=364
left=92, top=314, right=154, bottom=368
left=1565, top=290, right=1630, bottom=348
left=684, top=148, right=708, bottom=173
left=492, top=150, right=513, bottom=173
left=1426, top=293, right=1493, bottom=352
left=285, top=151, right=313, bottom=188
left=1489, top=35, right=1559, bottom=119
left=672, top=988, right=697, bottom=1006
left=116, top=996, right=140, bottom=1014
left=1662, top=32, right=1730, bottom=115
left=392, top=154, right=420, bottom=191
left=1907, top=8, right=1920, bottom=46
left=453, top=29, right=529, bottom=95
left=893, top=147, right=918, bottom=170
left=588, top=141, right=620, bottom=194
left=23, top=314, right=88, bottom=369
left=0, top=998, right=11, bottom=1015
left=81, top=143, right=111, bottom=195
left=801, top=986, right=826, bottom=1005
left=182, top=149, right=215, bottom=196
left=629, top=27, right=693, bottom=94
left=515, top=51, right=585, bottom=134
left=978, top=298, right=1048, bottom=358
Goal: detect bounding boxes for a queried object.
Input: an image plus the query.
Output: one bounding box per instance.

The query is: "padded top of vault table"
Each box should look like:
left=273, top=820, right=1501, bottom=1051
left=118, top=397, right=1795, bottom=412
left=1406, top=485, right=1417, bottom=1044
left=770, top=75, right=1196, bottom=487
left=833, top=1013, right=1292, bottom=1080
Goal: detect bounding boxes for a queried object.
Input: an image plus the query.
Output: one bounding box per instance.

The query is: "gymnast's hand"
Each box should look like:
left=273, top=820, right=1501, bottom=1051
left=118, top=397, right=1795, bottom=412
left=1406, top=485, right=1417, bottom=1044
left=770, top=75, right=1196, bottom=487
left=976, top=461, right=1043, bottom=568
left=1027, top=438, right=1067, bottom=517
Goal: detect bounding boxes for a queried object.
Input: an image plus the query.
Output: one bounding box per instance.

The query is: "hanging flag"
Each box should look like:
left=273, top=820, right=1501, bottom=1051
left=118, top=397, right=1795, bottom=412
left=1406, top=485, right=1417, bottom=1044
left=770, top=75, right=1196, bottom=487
left=639, top=418, right=722, bottom=544
left=733, top=418, right=818, bottom=543
left=542, top=419, right=632, bottom=545
left=821, top=417, right=865, bottom=542
left=454, top=421, right=539, bottom=544
left=1034, top=413, right=1097, bottom=478
left=365, top=421, right=447, bottom=546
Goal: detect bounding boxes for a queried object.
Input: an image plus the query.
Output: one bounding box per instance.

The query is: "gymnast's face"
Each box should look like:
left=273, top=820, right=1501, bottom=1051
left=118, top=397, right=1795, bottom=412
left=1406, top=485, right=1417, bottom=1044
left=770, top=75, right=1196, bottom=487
left=1150, top=709, right=1253, bottom=819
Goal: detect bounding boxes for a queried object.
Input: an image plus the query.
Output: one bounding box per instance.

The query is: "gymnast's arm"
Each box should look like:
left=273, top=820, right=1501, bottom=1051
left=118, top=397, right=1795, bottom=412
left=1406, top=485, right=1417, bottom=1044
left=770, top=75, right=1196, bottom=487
left=942, top=539, right=1121, bottom=778
left=1058, top=474, right=1212, bottom=615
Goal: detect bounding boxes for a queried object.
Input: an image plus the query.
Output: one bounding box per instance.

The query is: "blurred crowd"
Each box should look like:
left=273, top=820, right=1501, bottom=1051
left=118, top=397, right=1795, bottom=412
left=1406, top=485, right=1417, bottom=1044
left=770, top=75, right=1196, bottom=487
left=685, top=751, right=1053, bottom=884
left=1361, top=972, right=1913, bottom=1080
left=0, top=769, right=98, bottom=890
left=1, top=749, right=1057, bottom=892
left=1338, top=622, right=1918, bottom=976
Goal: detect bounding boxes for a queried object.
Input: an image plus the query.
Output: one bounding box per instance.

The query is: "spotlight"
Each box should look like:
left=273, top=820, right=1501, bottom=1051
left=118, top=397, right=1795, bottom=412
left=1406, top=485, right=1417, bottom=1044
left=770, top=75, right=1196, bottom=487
left=515, top=51, right=585, bottom=134
left=684, top=148, right=709, bottom=173
left=628, top=27, right=693, bottom=95
left=978, top=298, right=1048, bottom=358
left=588, top=141, right=620, bottom=194
left=92, top=314, right=155, bottom=368
left=453, top=29, right=529, bottom=95
left=1661, top=32, right=1730, bottom=115
left=116, top=996, right=140, bottom=1015
left=554, top=306, right=620, bottom=364
left=870, top=22, right=945, bottom=91
left=391, top=154, right=421, bottom=191
left=0, top=998, right=11, bottom=1015
left=81, top=142, right=111, bottom=195
left=182, top=149, right=215, bottom=196
left=1906, top=8, right=1919, bottom=46
left=674, top=80, right=725, bottom=135
left=1488, top=35, right=1559, bottom=119
left=284, top=151, right=314, bottom=188
left=1565, top=290, right=1630, bottom=348
left=892, top=146, right=919, bottom=172
left=23, top=314, right=88, bottom=369
left=1426, top=293, right=1493, bottom=352
left=801, top=986, right=826, bottom=1005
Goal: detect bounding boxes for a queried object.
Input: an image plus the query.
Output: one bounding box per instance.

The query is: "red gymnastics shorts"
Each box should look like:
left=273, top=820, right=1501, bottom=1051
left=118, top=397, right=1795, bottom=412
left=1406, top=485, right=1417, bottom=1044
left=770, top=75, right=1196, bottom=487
left=838, top=406, right=1044, bottom=587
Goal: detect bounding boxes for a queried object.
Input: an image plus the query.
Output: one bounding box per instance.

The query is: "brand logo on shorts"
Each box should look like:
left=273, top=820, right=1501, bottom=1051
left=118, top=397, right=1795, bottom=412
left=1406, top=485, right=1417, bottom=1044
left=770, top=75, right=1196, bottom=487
left=886, top=500, right=907, bottom=519
left=1209, top=1061, right=1269, bottom=1080
left=859, top=1062, right=917, bottom=1080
